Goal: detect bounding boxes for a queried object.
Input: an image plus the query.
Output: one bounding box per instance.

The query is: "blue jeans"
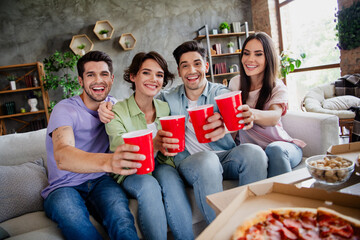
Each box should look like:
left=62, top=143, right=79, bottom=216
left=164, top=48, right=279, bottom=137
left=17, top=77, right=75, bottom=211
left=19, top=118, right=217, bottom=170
left=122, top=174, right=166, bottom=240
left=265, top=141, right=303, bottom=178
left=44, top=175, right=138, bottom=240
left=153, top=164, right=194, bottom=240
left=176, top=143, right=268, bottom=223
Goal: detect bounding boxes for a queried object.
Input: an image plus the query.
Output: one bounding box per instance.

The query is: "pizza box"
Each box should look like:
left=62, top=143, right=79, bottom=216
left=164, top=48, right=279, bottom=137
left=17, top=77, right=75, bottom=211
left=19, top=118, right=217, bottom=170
left=327, top=141, right=360, bottom=166
left=196, top=182, right=360, bottom=240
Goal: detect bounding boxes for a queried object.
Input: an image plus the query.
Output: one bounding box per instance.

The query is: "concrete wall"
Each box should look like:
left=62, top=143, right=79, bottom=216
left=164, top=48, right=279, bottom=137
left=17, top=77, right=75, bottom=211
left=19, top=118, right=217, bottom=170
left=0, top=0, right=253, bottom=101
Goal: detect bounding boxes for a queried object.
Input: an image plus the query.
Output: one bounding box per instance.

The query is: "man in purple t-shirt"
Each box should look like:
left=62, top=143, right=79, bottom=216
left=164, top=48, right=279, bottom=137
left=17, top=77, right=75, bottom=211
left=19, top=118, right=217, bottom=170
left=42, top=51, right=142, bottom=240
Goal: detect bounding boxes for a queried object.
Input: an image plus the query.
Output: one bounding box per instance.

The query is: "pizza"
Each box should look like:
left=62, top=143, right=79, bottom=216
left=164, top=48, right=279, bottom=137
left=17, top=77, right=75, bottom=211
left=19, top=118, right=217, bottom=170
left=232, top=207, right=360, bottom=240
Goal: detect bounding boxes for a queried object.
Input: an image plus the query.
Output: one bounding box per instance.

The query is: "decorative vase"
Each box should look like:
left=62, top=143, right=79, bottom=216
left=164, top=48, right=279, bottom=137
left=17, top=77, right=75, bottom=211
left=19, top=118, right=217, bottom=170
left=228, top=47, right=234, bottom=53
left=222, top=29, right=228, bottom=34
left=212, top=29, right=218, bottom=35
left=102, top=33, right=108, bottom=38
left=80, top=49, right=86, bottom=56
left=28, top=98, right=38, bottom=112
left=10, top=81, right=16, bottom=90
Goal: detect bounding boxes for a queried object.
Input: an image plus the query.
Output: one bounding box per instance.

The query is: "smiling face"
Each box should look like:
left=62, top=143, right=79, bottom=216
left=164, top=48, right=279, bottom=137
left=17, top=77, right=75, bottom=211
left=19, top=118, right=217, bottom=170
left=178, top=51, right=209, bottom=93
left=241, top=39, right=266, bottom=81
left=130, top=59, right=164, bottom=98
left=78, top=61, right=114, bottom=106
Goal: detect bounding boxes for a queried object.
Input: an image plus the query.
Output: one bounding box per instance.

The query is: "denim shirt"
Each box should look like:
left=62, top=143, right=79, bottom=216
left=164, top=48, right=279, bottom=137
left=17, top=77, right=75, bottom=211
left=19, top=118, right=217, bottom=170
left=158, top=81, right=236, bottom=163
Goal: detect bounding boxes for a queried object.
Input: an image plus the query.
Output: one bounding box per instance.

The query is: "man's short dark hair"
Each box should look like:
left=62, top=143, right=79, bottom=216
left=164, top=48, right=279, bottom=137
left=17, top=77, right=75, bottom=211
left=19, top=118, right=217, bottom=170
left=77, top=51, right=113, bottom=78
left=172, top=41, right=206, bottom=66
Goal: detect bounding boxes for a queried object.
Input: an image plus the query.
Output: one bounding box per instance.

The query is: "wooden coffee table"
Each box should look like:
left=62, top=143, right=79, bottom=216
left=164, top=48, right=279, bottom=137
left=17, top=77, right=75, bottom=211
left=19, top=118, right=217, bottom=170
left=207, top=167, right=360, bottom=216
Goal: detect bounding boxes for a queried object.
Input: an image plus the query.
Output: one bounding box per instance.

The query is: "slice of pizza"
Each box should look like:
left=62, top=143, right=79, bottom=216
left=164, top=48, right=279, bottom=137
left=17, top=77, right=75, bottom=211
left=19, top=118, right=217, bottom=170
left=317, top=207, right=360, bottom=239
left=232, top=207, right=319, bottom=240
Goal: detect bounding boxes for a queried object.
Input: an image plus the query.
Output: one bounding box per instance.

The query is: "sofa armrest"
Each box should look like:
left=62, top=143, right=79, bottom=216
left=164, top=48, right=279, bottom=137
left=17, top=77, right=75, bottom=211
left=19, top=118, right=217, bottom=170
left=282, top=111, right=339, bottom=157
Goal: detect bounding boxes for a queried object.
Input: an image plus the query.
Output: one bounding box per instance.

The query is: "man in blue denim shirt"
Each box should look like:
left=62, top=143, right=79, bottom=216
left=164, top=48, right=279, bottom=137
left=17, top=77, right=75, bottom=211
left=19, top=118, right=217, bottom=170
left=157, top=41, right=268, bottom=223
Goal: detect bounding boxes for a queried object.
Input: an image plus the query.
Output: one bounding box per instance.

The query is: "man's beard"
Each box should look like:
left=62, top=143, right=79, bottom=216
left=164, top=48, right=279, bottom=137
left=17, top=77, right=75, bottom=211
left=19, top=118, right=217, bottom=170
left=82, top=87, right=108, bottom=102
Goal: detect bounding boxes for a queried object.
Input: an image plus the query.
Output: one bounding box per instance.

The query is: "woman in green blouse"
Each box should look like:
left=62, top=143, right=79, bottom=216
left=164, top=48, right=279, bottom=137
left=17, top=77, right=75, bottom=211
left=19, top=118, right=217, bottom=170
left=105, top=52, right=193, bottom=240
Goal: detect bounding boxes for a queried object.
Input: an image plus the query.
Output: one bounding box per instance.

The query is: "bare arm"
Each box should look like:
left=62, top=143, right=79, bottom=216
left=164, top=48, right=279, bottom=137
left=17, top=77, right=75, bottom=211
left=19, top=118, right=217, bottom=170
left=250, top=104, right=283, bottom=127
left=52, top=126, right=142, bottom=175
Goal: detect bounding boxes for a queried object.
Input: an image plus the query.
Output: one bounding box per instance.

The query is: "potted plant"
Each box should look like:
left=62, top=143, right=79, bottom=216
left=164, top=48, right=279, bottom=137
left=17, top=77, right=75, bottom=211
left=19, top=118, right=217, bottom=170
left=125, top=38, right=131, bottom=48
left=99, top=29, right=109, bottom=38
left=7, top=75, right=16, bottom=90
left=219, top=22, right=230, bottom=34
left=280, top=51, right=306, bottom=78
left=227, top=41, right=235, bottom=53
left=77, top=44, right=86, bottom=56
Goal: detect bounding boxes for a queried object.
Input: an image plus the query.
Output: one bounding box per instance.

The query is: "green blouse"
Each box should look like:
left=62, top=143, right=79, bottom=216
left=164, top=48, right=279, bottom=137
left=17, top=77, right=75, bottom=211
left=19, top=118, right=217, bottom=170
left=105, top=94, right=175, bottom=183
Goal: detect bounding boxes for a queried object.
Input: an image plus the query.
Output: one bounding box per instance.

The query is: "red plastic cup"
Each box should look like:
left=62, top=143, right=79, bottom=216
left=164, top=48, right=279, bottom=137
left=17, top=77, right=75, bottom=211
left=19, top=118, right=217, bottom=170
left=160, top=115, right=186, bottom=153
left=122, top=129, right=154, bottom=175
left=214, top=91, right=244, bottom=131
left=187, top=104, right=214, bottom=143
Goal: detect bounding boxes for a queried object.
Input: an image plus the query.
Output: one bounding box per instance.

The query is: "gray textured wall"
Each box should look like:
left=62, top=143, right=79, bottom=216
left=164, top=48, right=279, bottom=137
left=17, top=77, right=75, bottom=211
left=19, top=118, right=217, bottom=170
left=0, top=0, right=252, bottom=101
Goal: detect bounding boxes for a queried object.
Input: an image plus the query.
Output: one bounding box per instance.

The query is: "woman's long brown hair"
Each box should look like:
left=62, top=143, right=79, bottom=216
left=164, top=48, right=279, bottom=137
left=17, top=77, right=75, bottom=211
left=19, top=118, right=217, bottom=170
left=239, top=32, right=279, bottom=110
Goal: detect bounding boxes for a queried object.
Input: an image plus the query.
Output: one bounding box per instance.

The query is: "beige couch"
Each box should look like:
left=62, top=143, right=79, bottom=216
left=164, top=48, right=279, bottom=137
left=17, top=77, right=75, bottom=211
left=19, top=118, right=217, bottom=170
left=0, top=110, right=339, bottom=239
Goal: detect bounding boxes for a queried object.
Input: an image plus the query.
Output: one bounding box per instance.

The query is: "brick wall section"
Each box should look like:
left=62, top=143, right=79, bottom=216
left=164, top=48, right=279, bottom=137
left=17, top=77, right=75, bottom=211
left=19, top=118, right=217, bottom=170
left=338, top=0, right=360, bottom=75
left=251, top=0, right=280, bottom=53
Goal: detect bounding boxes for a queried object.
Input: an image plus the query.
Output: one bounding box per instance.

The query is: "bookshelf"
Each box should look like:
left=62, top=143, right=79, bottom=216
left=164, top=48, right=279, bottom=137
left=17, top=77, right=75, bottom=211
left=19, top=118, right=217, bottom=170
left=194, top=22, right=254, bottom=83
left=0, top=62, right=49, bottom=135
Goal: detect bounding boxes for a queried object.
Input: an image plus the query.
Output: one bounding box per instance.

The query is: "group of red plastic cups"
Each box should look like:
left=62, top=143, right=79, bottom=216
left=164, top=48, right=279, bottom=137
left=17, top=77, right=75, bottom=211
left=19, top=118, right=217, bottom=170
left=123, top=91, right=244, bottom=175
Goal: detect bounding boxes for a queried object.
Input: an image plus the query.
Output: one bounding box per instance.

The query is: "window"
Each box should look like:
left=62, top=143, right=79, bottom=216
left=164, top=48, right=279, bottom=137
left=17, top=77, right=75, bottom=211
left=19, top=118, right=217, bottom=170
left=278, top=0, right=340, bottom=110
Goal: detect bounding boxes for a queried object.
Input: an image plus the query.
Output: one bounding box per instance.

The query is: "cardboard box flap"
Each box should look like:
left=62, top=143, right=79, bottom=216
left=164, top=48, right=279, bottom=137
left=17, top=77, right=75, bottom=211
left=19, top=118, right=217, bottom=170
left=327, top=141, right=360, bottom=164
left=328, top=141, right=360, bottom=154
left=248, top=182, right=274, bottom=196
left=273, top=183, right=360, bottom=209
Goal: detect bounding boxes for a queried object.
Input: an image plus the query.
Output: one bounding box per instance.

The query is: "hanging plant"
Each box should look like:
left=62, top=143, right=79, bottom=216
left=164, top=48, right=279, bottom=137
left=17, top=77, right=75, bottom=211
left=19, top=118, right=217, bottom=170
left=335, top=1, right=360, bottom=50
left=43, top=51, right=81, bottom=112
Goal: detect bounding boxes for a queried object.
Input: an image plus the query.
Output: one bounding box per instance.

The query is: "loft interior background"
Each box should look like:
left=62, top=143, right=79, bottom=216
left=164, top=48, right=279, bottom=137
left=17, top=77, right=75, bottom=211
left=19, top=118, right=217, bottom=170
left=0, top=0, right=253, bottom=102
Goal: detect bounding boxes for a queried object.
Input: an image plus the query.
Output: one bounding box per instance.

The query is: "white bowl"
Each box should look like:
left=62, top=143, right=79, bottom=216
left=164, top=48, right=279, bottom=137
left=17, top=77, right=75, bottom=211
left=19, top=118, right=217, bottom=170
left=305, top=155, right=354, bottom=185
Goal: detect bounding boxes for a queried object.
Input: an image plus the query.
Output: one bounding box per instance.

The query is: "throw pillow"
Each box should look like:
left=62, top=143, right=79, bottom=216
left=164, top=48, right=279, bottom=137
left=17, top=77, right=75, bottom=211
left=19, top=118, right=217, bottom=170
left=0, top=158, right=48, bottom=223
left=322, top=95, right=360, bottom=110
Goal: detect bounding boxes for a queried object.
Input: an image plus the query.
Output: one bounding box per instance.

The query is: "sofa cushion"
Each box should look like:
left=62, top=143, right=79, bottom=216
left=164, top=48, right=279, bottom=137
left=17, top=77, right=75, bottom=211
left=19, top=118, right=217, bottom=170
left=0, top=158, right=48, bottom=223
left=322, top=95, right=360, bottom=111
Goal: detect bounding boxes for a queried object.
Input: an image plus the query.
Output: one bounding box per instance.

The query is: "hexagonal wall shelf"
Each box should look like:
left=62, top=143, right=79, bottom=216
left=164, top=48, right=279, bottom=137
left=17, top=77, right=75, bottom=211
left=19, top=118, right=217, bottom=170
left=93, top=20, right=114, bottom=41
left=69, top=34, right=94, bottom=56
left=119, top=33, right=136, bottom=51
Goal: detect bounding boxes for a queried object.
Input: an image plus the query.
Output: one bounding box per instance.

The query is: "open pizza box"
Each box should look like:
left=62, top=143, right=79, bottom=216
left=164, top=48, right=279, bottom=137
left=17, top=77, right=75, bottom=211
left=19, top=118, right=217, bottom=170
left=196, top=182, right=360, bottom=240
left=327, top=141, right=360, bottom=166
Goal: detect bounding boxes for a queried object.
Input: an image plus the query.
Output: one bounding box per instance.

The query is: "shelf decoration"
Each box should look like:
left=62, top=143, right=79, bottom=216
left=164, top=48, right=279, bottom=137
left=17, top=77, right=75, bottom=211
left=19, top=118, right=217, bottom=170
left=119, top=33, right=137, bottom=51
left=232, top=22, right=241, bottom=33
left=69, top=34, right=94, bottom=56
left=219, top=22, right=230, bottom=34
left=93, top=20, right=114, bottom=40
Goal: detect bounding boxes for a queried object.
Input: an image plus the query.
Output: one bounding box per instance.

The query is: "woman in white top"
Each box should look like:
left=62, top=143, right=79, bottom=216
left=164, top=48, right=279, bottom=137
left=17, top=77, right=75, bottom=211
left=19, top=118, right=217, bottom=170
left=228, top=32, right=306, bottom=177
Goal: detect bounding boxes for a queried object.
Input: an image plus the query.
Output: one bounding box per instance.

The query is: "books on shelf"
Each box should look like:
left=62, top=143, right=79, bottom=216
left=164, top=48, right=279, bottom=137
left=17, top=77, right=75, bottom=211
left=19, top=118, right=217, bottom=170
left=213, top=62, right=227, bottom=75
left=24, top=75, right=39, bottom=88
left=212, top=43, right=222, bottom=54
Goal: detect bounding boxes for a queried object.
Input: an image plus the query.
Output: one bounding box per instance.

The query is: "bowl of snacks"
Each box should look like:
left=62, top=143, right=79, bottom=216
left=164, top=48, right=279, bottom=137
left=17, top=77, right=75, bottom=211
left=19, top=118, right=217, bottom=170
left=305, top=155, right=354, bottom=185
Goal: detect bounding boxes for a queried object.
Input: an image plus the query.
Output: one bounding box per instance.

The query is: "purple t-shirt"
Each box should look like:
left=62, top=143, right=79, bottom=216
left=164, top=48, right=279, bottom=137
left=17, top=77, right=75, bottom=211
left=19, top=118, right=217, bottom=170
left=41, top=95, right=117, bottom=199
